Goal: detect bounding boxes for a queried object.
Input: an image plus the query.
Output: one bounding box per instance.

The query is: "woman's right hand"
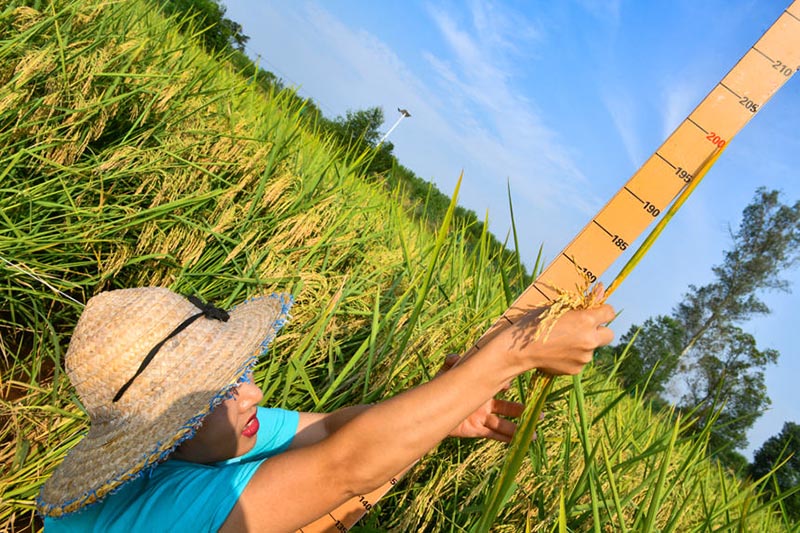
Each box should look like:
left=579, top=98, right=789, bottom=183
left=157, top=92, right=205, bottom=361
left=487, top=303, right=616, bottom=376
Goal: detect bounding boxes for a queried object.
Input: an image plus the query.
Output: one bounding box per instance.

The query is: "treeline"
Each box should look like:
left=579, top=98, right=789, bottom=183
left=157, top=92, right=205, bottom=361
left=146, top=0, right=526, bottom=278
left=596, top=187, right=800, bottom=519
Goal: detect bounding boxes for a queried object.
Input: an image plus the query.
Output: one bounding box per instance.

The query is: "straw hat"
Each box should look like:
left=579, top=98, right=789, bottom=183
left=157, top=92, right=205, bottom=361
left=37, top=287, right=292, bottom=517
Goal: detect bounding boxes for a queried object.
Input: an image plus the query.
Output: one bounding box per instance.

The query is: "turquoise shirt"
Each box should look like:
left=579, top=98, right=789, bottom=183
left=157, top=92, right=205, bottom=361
left=44, top=407, right=299, bottom=532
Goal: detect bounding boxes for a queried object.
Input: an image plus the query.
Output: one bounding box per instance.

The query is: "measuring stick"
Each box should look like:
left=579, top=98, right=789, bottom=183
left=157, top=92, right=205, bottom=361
left=298, top=3, right=800, bottom=531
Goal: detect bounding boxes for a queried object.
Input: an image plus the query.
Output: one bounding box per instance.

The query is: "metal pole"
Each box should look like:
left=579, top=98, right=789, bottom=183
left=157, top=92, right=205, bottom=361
left=378, top=108, right=411, bottom=145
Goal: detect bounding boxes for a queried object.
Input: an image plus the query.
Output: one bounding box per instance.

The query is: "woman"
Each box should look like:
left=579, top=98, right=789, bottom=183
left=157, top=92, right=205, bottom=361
left=38, top=286, right=614, bottom=531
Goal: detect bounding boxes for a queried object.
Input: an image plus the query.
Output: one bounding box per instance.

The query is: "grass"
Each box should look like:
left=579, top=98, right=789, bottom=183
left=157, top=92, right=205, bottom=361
left=0, top=1, right=795, bottom=531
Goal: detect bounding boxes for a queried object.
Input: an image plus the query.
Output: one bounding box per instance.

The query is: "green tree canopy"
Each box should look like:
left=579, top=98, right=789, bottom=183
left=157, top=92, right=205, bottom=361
left=600, top=188, right=800, bottom=466
left=321, top=107, right=396, bottom=174
left=331, top=107, right=385, bottom=146
left=150, top=0, right=249, bottom=54
left=748, top=421, right=800, bottom=521
left=597, top=315, right=685, bottom=396
left=675, top=188, right=799, bottom=458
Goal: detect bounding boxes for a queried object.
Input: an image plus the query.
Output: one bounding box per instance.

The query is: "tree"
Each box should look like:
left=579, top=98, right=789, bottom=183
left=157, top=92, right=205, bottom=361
left=323, top=107, right=395, bottom=174
left=150, top=1, right=290, bottom=97
left=749, top=421, right=800, bottom=521
left=673, top=188, right=799, bottom=457
left=151, top=0, right=250, bottom=54
left=675, top=188, right=800, bottom=357
left=597, top=315, right=685, bottom=396
left=601, top=188, right=800, bottom=465
left=330, top=107, right=385, bottom=146
left=680, top=324, right=778, bottom=459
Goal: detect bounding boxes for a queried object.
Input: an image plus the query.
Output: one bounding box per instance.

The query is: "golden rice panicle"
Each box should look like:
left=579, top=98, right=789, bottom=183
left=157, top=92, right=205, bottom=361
left=10, top=6, right=44, bottom=33
left=534, top=270, right=599, bottom=343
left=269, top=196, right=339, bottom=251
left=12, top=46, right=56, bottom=90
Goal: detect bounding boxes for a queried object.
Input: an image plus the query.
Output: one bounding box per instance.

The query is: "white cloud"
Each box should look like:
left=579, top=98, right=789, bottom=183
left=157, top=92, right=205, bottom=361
left=575, top=0, right=622, bottom=25
left=225, top=0, right=605, bottom=263
left=422, top=1, right=599, bottom=222
left=469, top=0, right=542, bottom=56
left=297, top=4, right=424, bottom=114
left=661, top=82, right=702, bottom=141
left=601, top=83, right=644, bottom=168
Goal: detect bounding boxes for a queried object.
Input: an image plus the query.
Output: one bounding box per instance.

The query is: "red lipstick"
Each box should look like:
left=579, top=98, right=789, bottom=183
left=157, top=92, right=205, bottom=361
left=242, top=414, right=259, bottom=437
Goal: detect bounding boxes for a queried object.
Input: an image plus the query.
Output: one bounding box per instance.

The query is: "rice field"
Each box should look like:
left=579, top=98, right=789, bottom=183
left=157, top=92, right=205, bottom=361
left=0, top=1, right=795, bottom=531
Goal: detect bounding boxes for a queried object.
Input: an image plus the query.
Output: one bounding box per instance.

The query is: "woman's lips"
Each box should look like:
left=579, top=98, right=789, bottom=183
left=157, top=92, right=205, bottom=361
left=242, top=414, right=259, bottom=437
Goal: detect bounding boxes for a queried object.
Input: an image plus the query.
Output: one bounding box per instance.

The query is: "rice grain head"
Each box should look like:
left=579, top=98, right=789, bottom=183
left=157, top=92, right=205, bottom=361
left=533, top=273, right=601, bottom=343
left=13, top=47, right=57, bottom=89
left=10, top=6, right=44, bottom=33
left=259, top=166, right=301, bottom=216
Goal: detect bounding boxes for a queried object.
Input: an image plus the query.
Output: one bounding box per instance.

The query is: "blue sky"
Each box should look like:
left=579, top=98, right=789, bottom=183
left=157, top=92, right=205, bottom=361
left=221, top=0, right=800, bottom=459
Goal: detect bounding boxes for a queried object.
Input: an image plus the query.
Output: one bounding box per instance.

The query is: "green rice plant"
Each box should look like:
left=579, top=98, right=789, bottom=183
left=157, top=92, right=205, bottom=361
left=472, top=141, right=732, bottom=532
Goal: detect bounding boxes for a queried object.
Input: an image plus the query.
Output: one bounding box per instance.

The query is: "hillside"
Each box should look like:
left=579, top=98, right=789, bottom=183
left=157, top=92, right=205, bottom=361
left=0, top=1, right=793, bottom=531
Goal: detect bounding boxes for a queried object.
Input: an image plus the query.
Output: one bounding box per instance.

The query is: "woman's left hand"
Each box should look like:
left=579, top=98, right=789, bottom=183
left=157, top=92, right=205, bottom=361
left=437, top=354, right=525, bottom=443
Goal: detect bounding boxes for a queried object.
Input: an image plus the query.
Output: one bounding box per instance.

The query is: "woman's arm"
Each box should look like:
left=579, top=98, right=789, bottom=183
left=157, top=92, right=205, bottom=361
left=222, top=304, right=615, bottom=532
left=290, top=358, right=524, bottom=449
left=288, top=406, right=371, bottom=450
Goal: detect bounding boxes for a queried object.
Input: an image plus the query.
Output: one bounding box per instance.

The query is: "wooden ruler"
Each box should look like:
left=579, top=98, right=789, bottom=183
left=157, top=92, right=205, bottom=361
left=298, top=2, right=800, bottom=531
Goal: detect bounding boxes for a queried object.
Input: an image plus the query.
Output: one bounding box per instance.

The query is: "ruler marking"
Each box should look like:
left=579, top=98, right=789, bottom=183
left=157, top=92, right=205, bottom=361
left=624, top=186, right=644, bottom=204
left=533, top=283, right=552, bottom=301
left=686, top=117, right=708, bottom=134
left=591, top=219, right=613, bottom=237
left=328, top=514, right=347, bottom=532
left=719, top=81, right=741, bottom=98
left=751, top=46, right=774, bottom=63
left=655, top=151, right=676, bottom=170
left=786, top=9, right=800, bottom=23
left=502, top=315, right=514, bottom=325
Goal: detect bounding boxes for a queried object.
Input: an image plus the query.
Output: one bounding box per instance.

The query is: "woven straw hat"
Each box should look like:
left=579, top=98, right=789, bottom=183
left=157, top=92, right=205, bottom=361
left=37, top=287, right=292, bottom=517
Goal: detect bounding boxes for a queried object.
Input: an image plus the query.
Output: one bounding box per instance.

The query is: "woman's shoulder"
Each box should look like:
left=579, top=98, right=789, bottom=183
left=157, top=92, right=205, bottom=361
left=44, top=461, right=252, bottom=532
left=43, top=407, right=299, bottom=531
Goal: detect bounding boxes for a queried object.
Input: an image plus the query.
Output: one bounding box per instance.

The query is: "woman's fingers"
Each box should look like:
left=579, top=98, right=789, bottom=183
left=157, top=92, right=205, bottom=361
left=484, top=404, right=544, bottom=443
left=484, top=400, right=524, bottom=442
left=492, top=399, right=524, bottom=419
left=589, top=305, right=616, bottom=347
left=484, top=415, right=517, bottom=442
left=592, top=303, right=616, bottom=327
left=591, top=282, right=608, bottom=300
left=596, top=325, right=615, bottom=346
